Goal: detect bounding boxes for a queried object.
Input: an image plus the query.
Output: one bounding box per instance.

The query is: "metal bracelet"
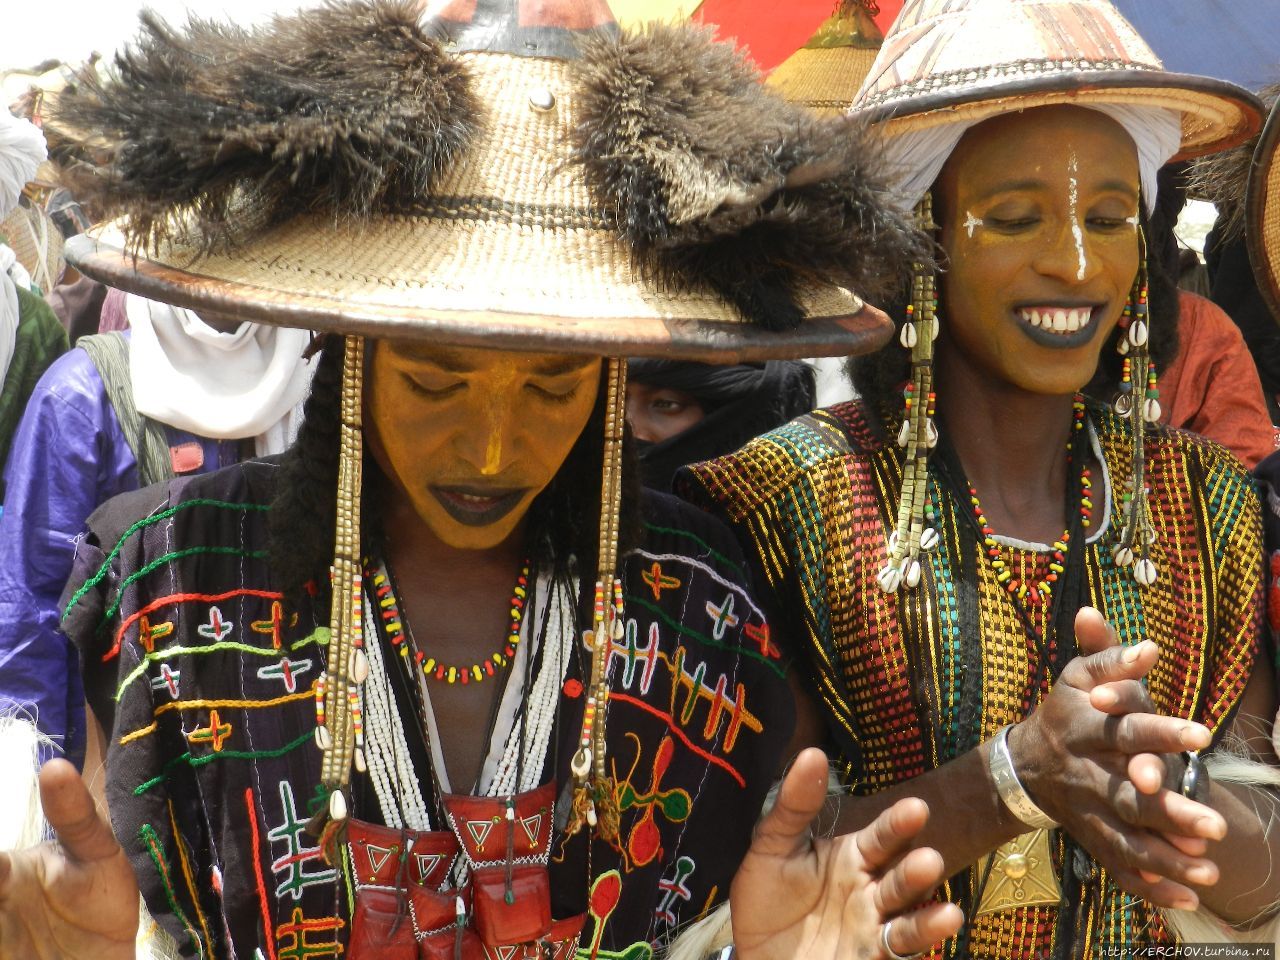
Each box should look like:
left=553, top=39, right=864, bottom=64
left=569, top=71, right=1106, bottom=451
left=988, top=724, right=1059, bottom=830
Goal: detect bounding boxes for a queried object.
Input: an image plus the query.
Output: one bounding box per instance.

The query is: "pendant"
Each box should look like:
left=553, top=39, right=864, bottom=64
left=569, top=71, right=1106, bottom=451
left=975, top=828, right=1063, bottom=916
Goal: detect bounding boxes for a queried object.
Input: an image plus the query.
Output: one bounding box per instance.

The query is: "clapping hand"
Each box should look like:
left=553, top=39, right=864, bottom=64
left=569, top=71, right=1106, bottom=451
left=730, top=747, right=963, bottom=960
left=0, top=759, right=138, bottom=960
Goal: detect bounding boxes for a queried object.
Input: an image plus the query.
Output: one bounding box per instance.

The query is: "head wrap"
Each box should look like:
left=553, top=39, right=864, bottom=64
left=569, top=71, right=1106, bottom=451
left=629, top=359, right=817, bottom=491
left=877, top=104, right=1183, bottom=214
left=0, top=112, right=46, bottom=389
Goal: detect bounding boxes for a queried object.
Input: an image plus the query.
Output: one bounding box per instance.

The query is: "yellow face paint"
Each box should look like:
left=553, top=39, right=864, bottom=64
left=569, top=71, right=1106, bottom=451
left=934, top=105, right=1141, bottom=398
left=366, top=341, right=602, bottom=550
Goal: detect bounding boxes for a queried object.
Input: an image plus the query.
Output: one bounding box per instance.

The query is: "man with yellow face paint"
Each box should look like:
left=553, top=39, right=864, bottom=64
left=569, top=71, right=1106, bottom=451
left=0, top=2, right=965, bottom=960
left=683, top=0, right=1280, bottom=955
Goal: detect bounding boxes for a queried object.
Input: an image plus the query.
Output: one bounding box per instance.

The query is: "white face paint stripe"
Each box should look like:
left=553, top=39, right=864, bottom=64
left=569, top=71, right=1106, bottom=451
left=1068, top=152, right=1087, bottom=282
left=963, top=211, right=984, bottom=238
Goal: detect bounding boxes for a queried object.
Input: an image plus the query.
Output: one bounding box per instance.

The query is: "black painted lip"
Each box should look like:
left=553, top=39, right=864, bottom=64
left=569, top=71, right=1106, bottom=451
left=1012, top=304, right=1104, bottom=350
left=429, top=485, right=529, bottom=527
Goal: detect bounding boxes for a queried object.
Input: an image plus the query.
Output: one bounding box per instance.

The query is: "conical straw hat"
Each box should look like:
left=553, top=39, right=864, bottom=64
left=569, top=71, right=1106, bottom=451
left=63, top=0, right=920, bottom=363
left=851, top=0, right=1260, bottom=159
left=1247, top=98, right=1280, bottom=327
left=768, top=2, right=883, bottom=117
left=0, top=200, right=65, bottom=294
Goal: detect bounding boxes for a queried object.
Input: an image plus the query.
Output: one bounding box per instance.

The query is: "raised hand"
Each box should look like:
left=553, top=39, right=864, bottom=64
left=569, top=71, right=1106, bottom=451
left=730, top=748, right=963, bottom=960
left=1009, top=607, right=1225, bottom=910
left=0, top=759, right=139, bottom=960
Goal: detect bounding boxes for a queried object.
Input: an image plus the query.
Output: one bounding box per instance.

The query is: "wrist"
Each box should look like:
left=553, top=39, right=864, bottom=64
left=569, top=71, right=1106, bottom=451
left=988, top=723, right=1059, bottom=830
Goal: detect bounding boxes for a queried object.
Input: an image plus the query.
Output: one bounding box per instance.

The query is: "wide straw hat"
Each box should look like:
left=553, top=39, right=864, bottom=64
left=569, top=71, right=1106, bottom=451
left=1247, top=98, right=1280, bottom=325
left=767, top=2, right=883, bottom=117
left=852, top=0, right=1261, bottom=159
left=62, top=0, right=924, bottom=362
left=0, top=199, right=65, bottom=293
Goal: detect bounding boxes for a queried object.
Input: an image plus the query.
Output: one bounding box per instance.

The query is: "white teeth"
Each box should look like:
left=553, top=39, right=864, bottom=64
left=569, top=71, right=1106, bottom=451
left=1019, top=307, right=1093, bottom=334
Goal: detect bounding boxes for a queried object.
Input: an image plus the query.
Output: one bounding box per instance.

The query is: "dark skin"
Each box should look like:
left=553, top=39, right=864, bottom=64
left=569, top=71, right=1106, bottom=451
left=0, top=339, right=964, bottom=960
left=813, top=105, right=1280, bottom=925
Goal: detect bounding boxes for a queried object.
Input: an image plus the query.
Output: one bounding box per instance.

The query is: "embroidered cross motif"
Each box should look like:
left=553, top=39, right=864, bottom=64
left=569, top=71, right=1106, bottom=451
left=137, top=615, right=174, bottom=654
left=743, top=622, right=781, bottom=660
left=197, top=606, right=233, bottom=642
left=610, top=620, right=659, bottom=694
left=150, top=663, right=181, bottom=699
left=654, top=856, right=696, bottom=927
left=267, top=781, right=338, bottom=901
left=704, top=593, right=739, bottom=640
left=641, top=562, right=682, bottom=601
left=187, top=709, right=233, bottom=752
left=256, top=656, right=314, bottom=693
left=274, top=907, right=344, bottom=960
left=672, top=648, right=763, bottom=753
left=251, top=600, right=293, bottom=650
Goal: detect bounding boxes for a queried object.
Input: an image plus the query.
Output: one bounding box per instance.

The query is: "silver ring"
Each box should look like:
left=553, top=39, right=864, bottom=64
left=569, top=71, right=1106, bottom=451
left=880, top=919, right=923, bottom=960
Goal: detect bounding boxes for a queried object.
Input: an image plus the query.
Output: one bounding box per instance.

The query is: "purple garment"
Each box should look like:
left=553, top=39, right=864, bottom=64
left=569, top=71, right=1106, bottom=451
left=0, top=339, right=243, bottom=766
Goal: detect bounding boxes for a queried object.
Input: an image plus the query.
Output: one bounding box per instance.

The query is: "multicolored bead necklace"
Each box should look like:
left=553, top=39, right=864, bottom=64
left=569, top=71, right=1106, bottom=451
left=370, top=560, right=531, bottom=684
left=966, top=397, right=1092, bottom=605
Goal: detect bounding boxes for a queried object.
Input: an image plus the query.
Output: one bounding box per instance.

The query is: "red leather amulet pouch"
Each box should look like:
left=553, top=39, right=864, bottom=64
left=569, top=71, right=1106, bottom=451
left=349, top=887, right=417, bottom=960
left=470, top=864, right=552, bottom=947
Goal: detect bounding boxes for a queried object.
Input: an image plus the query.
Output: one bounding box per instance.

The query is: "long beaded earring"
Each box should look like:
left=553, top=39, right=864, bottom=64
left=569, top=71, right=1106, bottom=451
left=1110, top=229, right=1159, bottom=587
left=879, top=196, right=940, bottom=593
left=566, top=356, right=627, bottom=843
left=316, top=334, right=368, bottom=822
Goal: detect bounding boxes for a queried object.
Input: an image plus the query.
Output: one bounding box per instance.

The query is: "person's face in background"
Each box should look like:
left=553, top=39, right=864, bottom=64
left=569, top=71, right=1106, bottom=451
left=627, top=383, right=706, bottom=443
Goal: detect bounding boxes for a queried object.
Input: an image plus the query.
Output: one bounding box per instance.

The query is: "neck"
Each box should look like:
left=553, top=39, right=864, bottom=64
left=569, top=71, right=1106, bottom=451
left=935, top=357, right=1080, bottom=542
left=381, top=491, right=526, bottom=592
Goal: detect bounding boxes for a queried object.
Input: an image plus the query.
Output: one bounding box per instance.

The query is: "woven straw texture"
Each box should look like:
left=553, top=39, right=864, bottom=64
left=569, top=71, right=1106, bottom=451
left=68, top=50, right=889, bottom=361
left=768, top=5, right=882, bottom=117
left=1247, top=99, right=1280, bottom=326
left=851, top=0, right=1260, bottom=158
left=0, top=202, right=64, bottom=293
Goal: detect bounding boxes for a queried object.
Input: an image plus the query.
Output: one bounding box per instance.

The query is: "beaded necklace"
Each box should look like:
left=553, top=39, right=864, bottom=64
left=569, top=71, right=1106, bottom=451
left=965, top=396, right=1092, bottom=606
left=373, top=561, right=531, bottom=685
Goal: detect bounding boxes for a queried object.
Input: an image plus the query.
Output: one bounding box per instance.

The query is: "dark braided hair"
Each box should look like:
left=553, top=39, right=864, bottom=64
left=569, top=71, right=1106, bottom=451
left=846, top=192, right=1180, bottom=437
left=268, top=335, right=640, bottom=601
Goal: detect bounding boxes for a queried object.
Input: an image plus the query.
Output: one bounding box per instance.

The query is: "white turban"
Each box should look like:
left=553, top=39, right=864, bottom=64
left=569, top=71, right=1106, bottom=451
left=876, top=104, right=1184, bottom=215
left=0, top=111, right=46, bottom=220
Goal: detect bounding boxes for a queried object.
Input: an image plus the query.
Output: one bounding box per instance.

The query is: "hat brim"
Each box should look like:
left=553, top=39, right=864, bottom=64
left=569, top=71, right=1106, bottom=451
left=1247, top=99, right=1280, bottom=328
left=66, top=232, right=893, bottom=363
left=859, top=70, right=1262, bottom=160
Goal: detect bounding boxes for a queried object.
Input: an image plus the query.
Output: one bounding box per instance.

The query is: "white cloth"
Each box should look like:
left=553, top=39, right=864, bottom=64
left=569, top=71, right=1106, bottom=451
left=0, top=247, right=20, bottom=389
left=877, top=104, right=1183, bottom=214
left=0, top=112, right=45, bottom=221
left=126, top=294, right=315, bottom=456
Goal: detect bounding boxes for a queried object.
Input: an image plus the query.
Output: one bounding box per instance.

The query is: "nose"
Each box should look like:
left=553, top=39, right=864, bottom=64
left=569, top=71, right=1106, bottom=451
left=1032, top=215, right=1101, bottom=285
left=455, top=393, right=518, bottom=476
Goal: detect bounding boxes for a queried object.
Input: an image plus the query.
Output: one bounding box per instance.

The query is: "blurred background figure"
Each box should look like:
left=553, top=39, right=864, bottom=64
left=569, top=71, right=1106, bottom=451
left=627, top=359, right=817, bottom=491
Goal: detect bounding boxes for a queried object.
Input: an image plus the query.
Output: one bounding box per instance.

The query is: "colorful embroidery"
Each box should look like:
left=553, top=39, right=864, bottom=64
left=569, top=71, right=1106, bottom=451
left=139, top=823, right=204, bottom=956
left=186, top=709, right=234, bottom=752
left=641, top=562, right=681, bottom=601
left=258, top=656, right=315, bottom=693
left=275, top=908, right=344, bottom=960
left=267, top=781, right=339, bottom=901
left=682, top=401, right=1264, bottom=959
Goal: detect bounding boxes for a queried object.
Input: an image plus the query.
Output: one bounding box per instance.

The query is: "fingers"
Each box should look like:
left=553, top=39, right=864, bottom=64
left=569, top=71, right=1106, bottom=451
left=1127, top=752, right=1167, bottom=796
left=38, top=760, right=120, bottom=865
left=1060, top=639, right=1158, bottom=693
left=881, top=904, right=964, bottom=959
left=1079, top=809, right=1219, bottom=907
left=855, top=798, right=929, bottom=874
left=1101, top=714, right=1211, bottom=755
left=1074, top=607, right=1118, bottom=657
left=750, top=748, right=830, bottom=860
left=872, top=846, right=945, bottom=918
left=1090, top=679, right=1154, bottom=716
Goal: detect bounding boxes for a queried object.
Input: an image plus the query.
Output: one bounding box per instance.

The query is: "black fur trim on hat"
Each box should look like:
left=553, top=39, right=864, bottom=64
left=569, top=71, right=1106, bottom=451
left=55, top=0, right=476, bottom=252
left=569, top=23, right=925, bottom=331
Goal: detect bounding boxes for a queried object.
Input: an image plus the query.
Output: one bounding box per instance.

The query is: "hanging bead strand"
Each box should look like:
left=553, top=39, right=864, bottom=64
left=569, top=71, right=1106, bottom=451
left=1111, top=229, right=1159, bottom=586
left=880, top=195, right=940, bottom=593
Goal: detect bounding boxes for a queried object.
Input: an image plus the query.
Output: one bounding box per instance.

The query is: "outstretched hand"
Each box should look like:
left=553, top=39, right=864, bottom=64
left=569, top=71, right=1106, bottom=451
left=1010, top=608, right=1225, bottom=910
left=730, top=748, right=963, bottom=960
left=0, top=759, right=138, bottom=960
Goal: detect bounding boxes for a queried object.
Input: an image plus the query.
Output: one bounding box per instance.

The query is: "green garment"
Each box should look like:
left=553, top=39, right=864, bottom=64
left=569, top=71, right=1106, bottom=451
left=0, top=285, right=69, bottom=497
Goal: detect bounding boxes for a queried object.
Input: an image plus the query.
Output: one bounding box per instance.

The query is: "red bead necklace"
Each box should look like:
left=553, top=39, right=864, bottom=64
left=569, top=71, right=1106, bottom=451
left=371, top=560, right=531, bottom=684
left=967, top=397, right=1092, bottom=605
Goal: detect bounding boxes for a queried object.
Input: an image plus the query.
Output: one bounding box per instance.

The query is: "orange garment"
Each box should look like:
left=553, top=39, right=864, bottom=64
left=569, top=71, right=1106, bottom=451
left=1159, top=291, right=1276, bottom=467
